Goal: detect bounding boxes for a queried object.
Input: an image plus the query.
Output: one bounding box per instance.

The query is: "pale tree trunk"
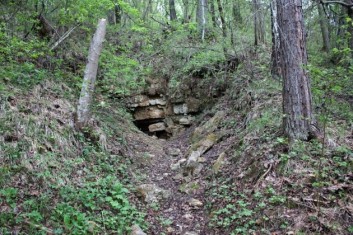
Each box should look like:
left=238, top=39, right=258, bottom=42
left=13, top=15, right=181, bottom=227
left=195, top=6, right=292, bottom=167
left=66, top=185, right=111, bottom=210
left=169, top=0, right=177, bottom=21
left=197, top=0, right=207, bottom=41
left=270, top=0, right=281, bottom=79
left=317, top=1, right=331, bottom=52
left=253, top=0, right=265, bottom=46
left=216, top=0, right=227, bottom=38
left=76, top=19, right=107, bottom=129
left=277, top=0, right=316, bottom=140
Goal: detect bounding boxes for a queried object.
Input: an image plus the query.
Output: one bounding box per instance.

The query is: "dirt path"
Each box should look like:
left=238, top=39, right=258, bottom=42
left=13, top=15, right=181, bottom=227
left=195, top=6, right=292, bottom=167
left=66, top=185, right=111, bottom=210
left=126, top=130, right=209, bottom=235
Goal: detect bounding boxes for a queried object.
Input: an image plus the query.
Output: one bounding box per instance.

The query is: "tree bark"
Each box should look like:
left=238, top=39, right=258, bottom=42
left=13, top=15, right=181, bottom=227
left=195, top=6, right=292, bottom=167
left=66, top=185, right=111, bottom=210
left=277, top=0, right=315, bottom=140
left=76, top=19, right=107, bottom=129
left=231, top=1, right=242, bottom=46
left=347, top=4, right=353, bottom=52
left=169, top=0, right=177, bottom=21
left=270, top=0, right=281, bottom=79
left=253, top=0, right=265, bottom=46
left=210, top=0, right=217, bottom=28
left=317, top=1, right=331, bottom=52
left=197, top=0, right=207, bottom=41
left=216, top=0, right=227, bottom=38
left=182, top=0, right=190, bottom=23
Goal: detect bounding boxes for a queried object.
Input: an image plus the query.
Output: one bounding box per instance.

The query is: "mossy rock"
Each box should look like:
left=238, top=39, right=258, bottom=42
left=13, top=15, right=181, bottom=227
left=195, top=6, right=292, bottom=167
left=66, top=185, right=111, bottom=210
left=191, top=111, right=225, bottom=143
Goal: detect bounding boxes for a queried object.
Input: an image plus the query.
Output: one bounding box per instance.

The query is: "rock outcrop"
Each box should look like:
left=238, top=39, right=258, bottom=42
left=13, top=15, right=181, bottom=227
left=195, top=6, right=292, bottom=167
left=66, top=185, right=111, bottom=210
left=126, top=77, right=203, bottom=138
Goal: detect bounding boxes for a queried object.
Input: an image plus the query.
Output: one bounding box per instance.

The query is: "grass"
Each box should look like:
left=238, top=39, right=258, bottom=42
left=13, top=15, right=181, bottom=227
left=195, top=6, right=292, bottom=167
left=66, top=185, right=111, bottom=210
left=0, top=80, right=146, bottom=234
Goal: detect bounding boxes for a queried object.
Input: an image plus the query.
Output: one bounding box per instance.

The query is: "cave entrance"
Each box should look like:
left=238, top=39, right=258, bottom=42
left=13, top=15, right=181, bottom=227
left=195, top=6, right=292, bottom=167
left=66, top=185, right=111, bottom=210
left=133, top=118, right=170, bottom=139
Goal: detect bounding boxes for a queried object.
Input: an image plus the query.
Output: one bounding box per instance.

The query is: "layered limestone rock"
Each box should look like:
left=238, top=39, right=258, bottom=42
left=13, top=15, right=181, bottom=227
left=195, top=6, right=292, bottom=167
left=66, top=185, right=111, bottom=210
left=125, top=77, right=204, bottom=137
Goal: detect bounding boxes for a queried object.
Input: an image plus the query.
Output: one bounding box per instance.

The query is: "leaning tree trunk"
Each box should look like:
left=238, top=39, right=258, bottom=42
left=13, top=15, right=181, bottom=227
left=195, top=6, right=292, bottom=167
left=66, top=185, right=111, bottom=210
left=76, top=19, right=107, bottom=129
left=217, top=0, right=227, bottom=38
left=270, top=0, right=281, bottom=79
left=277, top=0, right=316, bottom=140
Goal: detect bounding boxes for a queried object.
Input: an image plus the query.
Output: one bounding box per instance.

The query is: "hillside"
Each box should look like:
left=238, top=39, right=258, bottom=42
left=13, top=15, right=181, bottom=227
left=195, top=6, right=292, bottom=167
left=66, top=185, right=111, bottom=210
left=1, top=0, right=353, bottom=234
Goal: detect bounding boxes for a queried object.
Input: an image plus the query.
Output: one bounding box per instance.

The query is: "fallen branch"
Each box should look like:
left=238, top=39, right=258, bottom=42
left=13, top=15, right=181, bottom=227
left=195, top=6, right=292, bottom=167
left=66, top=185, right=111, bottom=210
left=50, top=25, right=79, bottom=51
left=254, top=163, right=273, bottom=188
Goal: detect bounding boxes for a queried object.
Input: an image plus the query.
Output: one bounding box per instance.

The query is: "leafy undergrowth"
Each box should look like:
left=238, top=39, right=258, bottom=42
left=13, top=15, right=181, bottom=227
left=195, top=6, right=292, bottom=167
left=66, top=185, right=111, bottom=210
left=200, top=62, right=353, bottom=234
left=0, top=81, right=145, bottom=234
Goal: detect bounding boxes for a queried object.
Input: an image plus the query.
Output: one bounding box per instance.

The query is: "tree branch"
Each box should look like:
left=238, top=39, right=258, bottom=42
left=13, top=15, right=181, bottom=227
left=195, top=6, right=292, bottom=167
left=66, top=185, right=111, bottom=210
left=50, top=25, right=79, bottom=51
left=321, top=0, right=353, bottom=8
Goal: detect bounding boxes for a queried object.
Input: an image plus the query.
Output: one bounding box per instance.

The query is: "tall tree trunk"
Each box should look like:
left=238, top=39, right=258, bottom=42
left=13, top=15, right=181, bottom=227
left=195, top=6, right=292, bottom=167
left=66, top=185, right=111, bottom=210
left=270, top=0, right=281, bottom=79
left=277, top=0, right=315, bottom=140
left=169, top=0, right=177, bottom=21
left=197, top=0, right=207, bottom=41
left=143, top=0, right=153, bottom=21
left=115, top=4, right=121, bottom=24
left=317, top=1, right=331, bottom=52
left=231, top=1, right=242, bottom=47
left=253, top=0, right=265, bottom=46
left=210, top=0, right=217, bottom=28
left=76, top=19, right=107, bottom=129
left=233, top=1, right=242, bottom=25
left=347, top=5, right=353, bottom=52
left=216, top=0, right=227, bottom=38
left=182, top=0, right=190, bottom=23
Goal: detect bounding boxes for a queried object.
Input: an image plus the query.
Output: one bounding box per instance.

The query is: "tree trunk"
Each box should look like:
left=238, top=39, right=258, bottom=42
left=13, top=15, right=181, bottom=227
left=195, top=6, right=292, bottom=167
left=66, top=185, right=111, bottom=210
left=277, top=0, right=315, bottom=140
left=216, top=0, right=227, bottom=38
left=270, top=0, right=281, bottom=79
left=169, top=0, right=177, bottom=21
left=347, top=5, right=353, bottom=52
left=197, top=0, right=207, bottom=41
left=231, top=1, right=242, bottom=46
left=182, top=0, right=190, bottom=23
left=115, top=4, right=121, bottom=24
left=76, top=19, right=107, bottom=129
left=253, top=0, right=265, bottom=46
left=317, top=1, right=331, bottom=52
left=210, top=0, right=217, bottom=28
left=143, top=0, right=153, bottom=21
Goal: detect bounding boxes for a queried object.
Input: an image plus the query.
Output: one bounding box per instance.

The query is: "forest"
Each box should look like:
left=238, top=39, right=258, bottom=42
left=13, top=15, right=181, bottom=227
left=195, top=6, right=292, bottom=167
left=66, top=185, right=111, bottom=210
left=0, top=0, right=353, bottom=234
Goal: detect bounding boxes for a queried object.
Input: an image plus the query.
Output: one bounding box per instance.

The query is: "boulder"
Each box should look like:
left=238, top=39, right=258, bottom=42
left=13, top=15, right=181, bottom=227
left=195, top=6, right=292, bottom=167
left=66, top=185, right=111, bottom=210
left=179, top=116, right=193, bottom=126
left=134, top=106, right=165, bottom=120
left=149, top=98, right=167, bottom=106
left=173, top=103, right=188, bottom=114
left=130, top=225, right=146, bottom=235
left=212, top=152, right=226, bottom=174
left=126, top=95, right=150, bottom=108
left=186, top=97, right=201, bottom=113
left=148, top=122, right=166, bottom=132
left=167, top=147, right=181, bottom=157
left=136, top=184, right=170, bottom=203
left=184, top=231, right=199, bottom=235
left=184, top=150, right=201, bottom=176
left=184, top=133, right=220, bottom=176
left=191, top=111, right=225, bottom=142
left=188, top=198, right=203, bottom=207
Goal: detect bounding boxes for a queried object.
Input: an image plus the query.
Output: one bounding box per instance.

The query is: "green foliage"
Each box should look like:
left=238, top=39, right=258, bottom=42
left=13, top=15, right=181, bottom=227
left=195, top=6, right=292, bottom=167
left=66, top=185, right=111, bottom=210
left=99, top=44, right=146, bottom=96
left=53, top=176, right=145, bottom=234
